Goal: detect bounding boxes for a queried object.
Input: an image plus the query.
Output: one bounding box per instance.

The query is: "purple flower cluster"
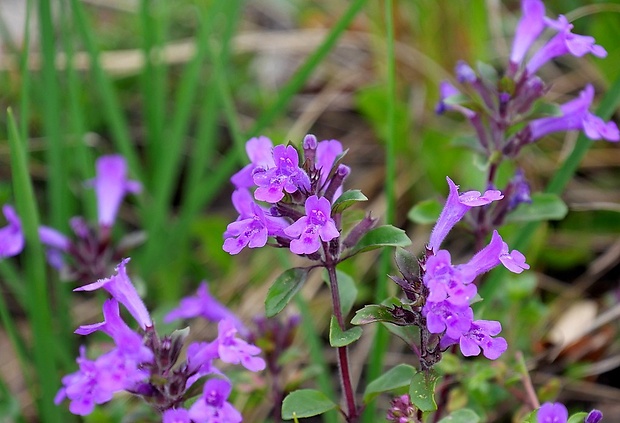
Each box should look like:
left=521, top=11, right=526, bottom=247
left=422, top=178, right=528, bottom=360
left=2, top=155, right=143, bottom=282
left=56, top=259, right=265, bottom=421
left=439, top=0, right=618, bottom=151
left=224, top=135, right=351, bottom=257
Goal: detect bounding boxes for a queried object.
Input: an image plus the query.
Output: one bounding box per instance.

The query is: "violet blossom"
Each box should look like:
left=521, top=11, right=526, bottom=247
left=537, top=402, right=568, bottom=423
left=0, top=205, right=24, bottom=258
left=253, top=144, right=310, bottom=203
left=188, top=379, right=242, bottom=423
left=284, top=195, right=339, bottom=255
left=230, top=136, right=275, bottom=189
left=510, top=0, right=546, bottom=65
left=216, top=319, right=266, bottom=372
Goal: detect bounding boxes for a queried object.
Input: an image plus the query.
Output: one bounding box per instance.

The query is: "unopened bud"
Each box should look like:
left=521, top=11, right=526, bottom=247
left=303, top=134, right=318, bottom=164
left=585, top=409, right=603, bottom=423
left=343, top=213, right=377, bottom=249
left=324, top=164, right=350, bottom=202
left=455, top=60, right=476, bottom=84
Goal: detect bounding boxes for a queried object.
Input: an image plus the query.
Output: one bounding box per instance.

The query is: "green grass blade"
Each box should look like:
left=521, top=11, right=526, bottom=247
left=363, top=1, right=397, bottom=420
left=480, top=75, right=620, bottom=304
left=7, top=108, right=65, bottom=422
left=18, top=0, right=32, bottom=140
left=69, top=0, right=144, bottom=182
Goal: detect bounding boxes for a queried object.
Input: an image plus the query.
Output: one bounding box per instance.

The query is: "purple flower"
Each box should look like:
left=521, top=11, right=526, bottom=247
left=163, top=408, right=191, bottom=423
left=75, top=299, right=153, bottom=363
left=315, top=139, right=343, bottom=186
left=455, top=61, right=476, bottom=83
left=0, top=205, right=24, bottom=258
left=284, top=195, right=339, bottom=255
left=428, top=177, right=503, bottom=252
left=424, top=250, right=477, bottom=305
left=423, top=301, right=473, bottom=340
left=436, top=82, right=475, bottom=118
left=231, top=136, right=275, bottom=189
left=537, top=402, right=568, bottom=423
left=216, top=319, right=265, bottom=372
left=223, top=202, right=287, bottom=255
left=499, top=241, right=530, bottom=273
left=510, top=0, right=546, bottom=65
left=456, top=319, right=508, bottom=360
left=253, top=145, right=310, bottom=203
left=164, top=281, right=248, bottom=336
left=585, top=409, right=603, bottom=423
left=188, top=379, right=242, bottom=423
left=90, top=155, right=141, bottom=229
left=527, top=15, right=606, bottom=74
left=75, top=258, right=152, bottom=330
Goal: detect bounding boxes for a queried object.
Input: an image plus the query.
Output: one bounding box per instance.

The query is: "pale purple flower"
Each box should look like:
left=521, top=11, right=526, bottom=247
left=428, top=177, right=503, bottom=252
left=527, top=15, right=607, bottom=74
left=436, top=82, right=475, bottom=118
left=189, top=379, right=242, bottom=423
left=529, top=85, right=618, bottom=142
left=223, top=202, right=287, bottom=255
left=163, top=408, right=191, bottom=423
left=537, top=402, right=568, bottom=423
left=231, top=136, right=275, bottom=189
left=253, top=145, right=310, bottom=203
left=499, top=241, right=530, bottom=273
left=38, top=226, right=71, bottom=252
left=76, top=299, right=153, bottom=363
left=315, top=139, right=343, bottom=186
left=90, top=155, right=142, bottom=228
left=508, top=169, right=532, bottom=210
left=186, top=341, right=220, bottom=376
left=0, top=205, right=24, bottom=258
left=461, top=230, right=529, bottom=278
left=75, top=258, right=152, bottom=330
left=510, top=0, right=546, bottom=65
left=456, top=319, right=508, bottom=360
left=455, top=61, right=476, bottom=83
left=284, top=195, right=339, bottom=255
left=164, top=281, right=248, bottom=336
left=585, top=409, right=603, bottom=423
left=216, top=319, right=265, bottom=372
left=423, top=301, right=473, bottom=339
left=424, top=250, right=477, bottom=305
left=386, top=394, right=416, bottom=423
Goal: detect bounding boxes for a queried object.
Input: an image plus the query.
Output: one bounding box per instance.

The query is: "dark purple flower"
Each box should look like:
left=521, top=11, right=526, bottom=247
left=75, top=258, right=152, bottom=330
left=284, top=195, right=339, bottom=255
left=424, top=250, right=477, bottom=305
left=216, top=319, right=265, bottom=372
left=188, top=379, right=242, bottom=423
left=164, top=281, right=248, bottom=336
left=90, top=155, right=141, bottom=229
left=253, top=145, right=310, bottom=203
left=527, top=15, right=607, bottom=74
left=163, top=408, right=191, bottom=423
left=537, top=402, right=568, bottom=423
left=428, top=177, right=503, bottom=252
left=510, top=0, right=546, bottom=65
left=585, top=409, right=603, bottom=423
left=457, top=319, right=508, bottom=360
left=0, top=205, right=24, bottom=258
left=223, top=202, right=287, bottom=255
left=230, top=136, right=275, bottom=189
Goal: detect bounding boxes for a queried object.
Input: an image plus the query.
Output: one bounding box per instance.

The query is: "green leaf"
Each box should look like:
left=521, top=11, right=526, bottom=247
left=520, top=410, right=536, bottom=423
left=265, top=268, right=310, bottom=317
left=382, top=322, right=419, bottom=347
left=437, top=409, right=481, bottom=423
left=281, top=389, right=338, bottom=420
left=350, top=225, right=411, bottom=255
left=567, top=412, right=588, bottom=423
left=331, top=189, right=368, bottom=214
left=528, top=100, right=563, bottom=119
left=363, top=364, right=417, bottom=403
left=329, top=316, right=363, bottom=347
left=506, top=193, right=568, bottom=223
left=323, top=269, right=358, bottom=316
left=409, top=371, right=439, bottom=412
left=395, top=247, right=418, bottom=282
left=407, top=199, right=442, bottom=224
left=351, top=304, right=399, bottom=325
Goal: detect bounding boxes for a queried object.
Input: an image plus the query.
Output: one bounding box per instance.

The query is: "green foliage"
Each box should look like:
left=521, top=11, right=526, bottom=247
left=409, top=371, right=440, bottom=412
left=363, top=364, right=417, bottom=403
left=265, top=268, right=310, bottom=317
left=281, top=389, right=338, bottom=420
left=331, top=190, right=368, bottom=214
left=349, top=225, right=411, bottom=255
left=329, top=316, right=363, bottom=347
left=437, top=409, right=481, bottom=423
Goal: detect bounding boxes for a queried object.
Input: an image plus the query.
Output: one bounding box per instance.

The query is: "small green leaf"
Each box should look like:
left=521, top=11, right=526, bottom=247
left=350, top=225, right=411, bottom=255
left=437, top=409, right=481, bottom=423
left=395, top=247, right=418, bottom=281
left=351, top=304, right=399, bottom=325
left=382, top=322, right=419, bottom=347
left=407, top=199, right=442, bottom=224
left=506, top=193, right=568, bottom=223
left=331, top=189, right=368, bottom=214
left=265, top=268, right=309, bottom=317
left=528, top=100, right=563, bottom=119
left=281, top=389, right=338, bottom=420
left=567, top=412, right=588, bottom=423
left=329, top=316, right=363, bottom=347
left=363, top=364, right=417, bottom=403
left=520, top=410, right=536, bottom=423
left=409, top=371, right=439, bottom=412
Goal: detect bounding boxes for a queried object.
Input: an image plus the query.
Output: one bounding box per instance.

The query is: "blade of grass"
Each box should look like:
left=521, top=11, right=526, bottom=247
left=7, top=108, right=65, bottom=422
left=69, top=0, right=144, bottom=182
left=18, top=0, right=32, bottom=140
left=479, top=75, right=620, bottom=305
left=362, top=1, right=397, bottom=420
